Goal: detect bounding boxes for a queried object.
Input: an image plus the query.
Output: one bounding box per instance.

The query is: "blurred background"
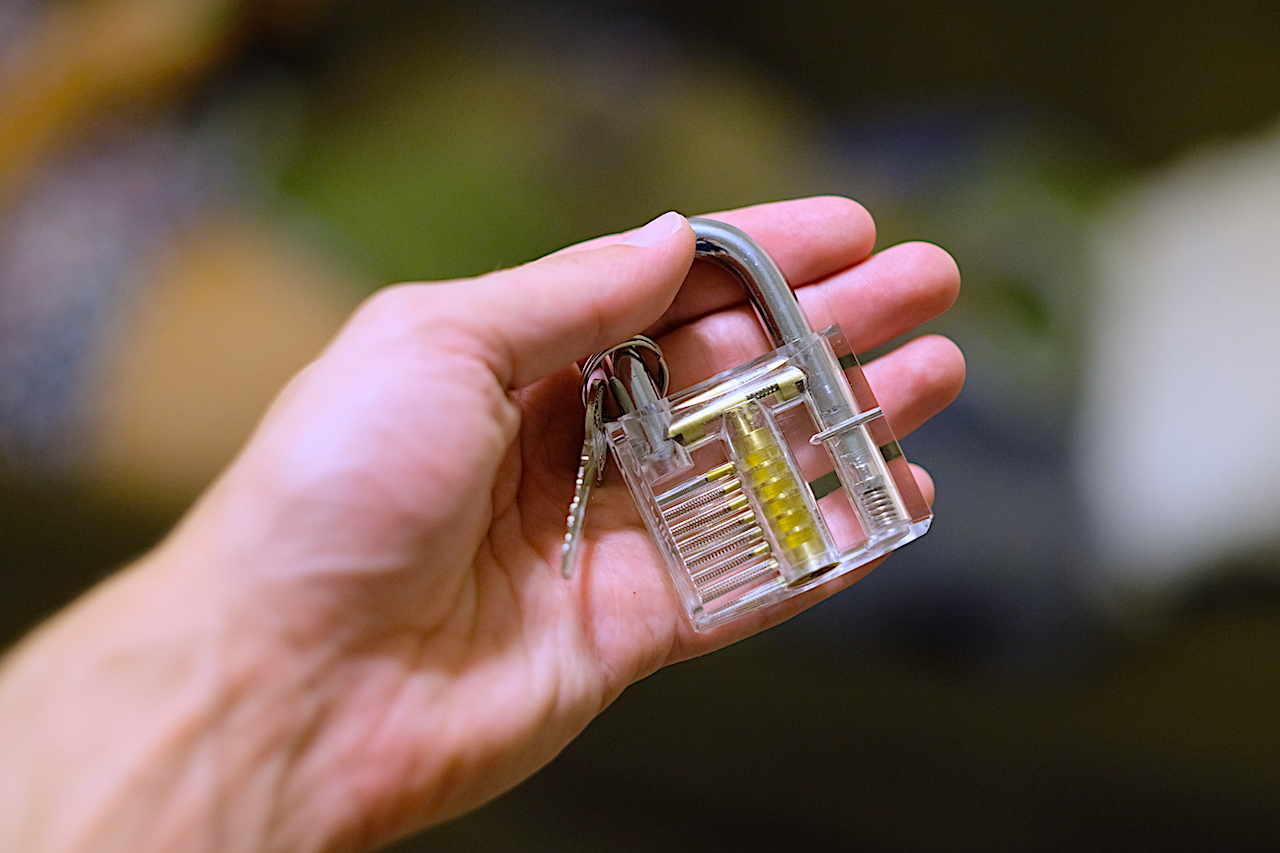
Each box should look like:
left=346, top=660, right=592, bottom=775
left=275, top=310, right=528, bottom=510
left=3, top=0, right=1280, bottom=849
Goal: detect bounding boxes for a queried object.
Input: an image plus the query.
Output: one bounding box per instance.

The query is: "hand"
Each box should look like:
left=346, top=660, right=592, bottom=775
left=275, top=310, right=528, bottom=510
left=0, top=198, right=963, bottom=853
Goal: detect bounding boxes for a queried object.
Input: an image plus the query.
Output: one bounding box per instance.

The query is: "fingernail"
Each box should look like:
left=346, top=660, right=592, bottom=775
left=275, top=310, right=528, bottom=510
left=623, top=211, right=685, bottom=247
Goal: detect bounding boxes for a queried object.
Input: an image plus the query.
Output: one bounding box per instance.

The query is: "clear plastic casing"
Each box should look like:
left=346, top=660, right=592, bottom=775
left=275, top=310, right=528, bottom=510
left=607, top=326, right=931, bottom=630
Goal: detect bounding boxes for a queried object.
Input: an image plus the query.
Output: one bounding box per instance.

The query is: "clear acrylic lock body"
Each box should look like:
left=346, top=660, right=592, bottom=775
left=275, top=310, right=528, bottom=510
left=607, top=325, right=932, bottom=630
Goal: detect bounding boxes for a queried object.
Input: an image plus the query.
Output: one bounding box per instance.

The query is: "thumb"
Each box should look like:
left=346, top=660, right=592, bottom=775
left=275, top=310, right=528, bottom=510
left=453, top=211, right=694, bottom=389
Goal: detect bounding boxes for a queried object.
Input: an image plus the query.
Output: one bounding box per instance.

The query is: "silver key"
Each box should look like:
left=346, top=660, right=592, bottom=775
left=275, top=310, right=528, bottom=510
left=560, top=377, right=608, bottom=578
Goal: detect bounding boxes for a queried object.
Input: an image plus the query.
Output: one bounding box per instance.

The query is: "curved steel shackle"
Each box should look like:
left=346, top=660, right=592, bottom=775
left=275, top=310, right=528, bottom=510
left=689, top=217, right=855, bottom=429
left=688, top=217, right=812, bottom=349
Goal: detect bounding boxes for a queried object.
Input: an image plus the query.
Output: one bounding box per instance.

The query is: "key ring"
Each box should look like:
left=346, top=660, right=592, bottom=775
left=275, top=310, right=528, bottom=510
left=579, top=335, right=669, bottom=411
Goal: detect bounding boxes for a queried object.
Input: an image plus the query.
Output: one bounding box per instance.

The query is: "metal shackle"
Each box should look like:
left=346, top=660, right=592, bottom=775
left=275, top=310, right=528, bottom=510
left=688, top=217, right=811, bottom=349
left=597, top=219, right=811, bottom=418
left=689, top=217, right=853, bottom=427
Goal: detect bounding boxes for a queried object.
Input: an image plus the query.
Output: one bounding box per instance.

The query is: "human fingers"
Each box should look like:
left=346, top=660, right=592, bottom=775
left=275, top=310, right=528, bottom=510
left=659, top=240, right=960, bottom=389
left=911, top=463, right=936, bottom=507
left=799, top=240, right=960, bottom=350
left=366, top=211, right=696, bottom=391
left=862, top=334, right=966, bottom=438
left=653, top=196, right=878, bottom=334
left=558, top=196, right=877, bottom=334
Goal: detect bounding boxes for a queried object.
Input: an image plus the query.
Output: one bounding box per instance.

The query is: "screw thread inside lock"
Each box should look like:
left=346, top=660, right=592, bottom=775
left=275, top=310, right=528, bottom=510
left=823, top=421, right=909, bottom=540
left=723, top=402, right=837, bottom=585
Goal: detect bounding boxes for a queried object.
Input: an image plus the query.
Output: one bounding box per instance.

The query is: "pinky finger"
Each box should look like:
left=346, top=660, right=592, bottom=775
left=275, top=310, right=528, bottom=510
left=911, top=463, right=936, bottom=508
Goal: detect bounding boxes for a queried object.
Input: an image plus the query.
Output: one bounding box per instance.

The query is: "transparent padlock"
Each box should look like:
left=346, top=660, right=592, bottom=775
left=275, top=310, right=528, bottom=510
left=601, top=218, right=932, bottom=630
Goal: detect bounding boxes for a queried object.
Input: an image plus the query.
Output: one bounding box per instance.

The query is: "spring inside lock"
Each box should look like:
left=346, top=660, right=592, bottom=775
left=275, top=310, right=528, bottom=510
left=656, top=462, right=780, bottom=603
left=858, top=484, right=900, bottom=528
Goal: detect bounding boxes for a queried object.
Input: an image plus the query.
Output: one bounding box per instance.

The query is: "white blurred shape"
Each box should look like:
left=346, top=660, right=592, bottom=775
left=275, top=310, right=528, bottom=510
left=1081, top=121, right=1280, bottom=598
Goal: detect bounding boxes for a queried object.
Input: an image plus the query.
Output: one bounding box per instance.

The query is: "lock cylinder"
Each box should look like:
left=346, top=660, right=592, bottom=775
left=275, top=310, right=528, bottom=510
left=723, top=401, right=837, bottom=585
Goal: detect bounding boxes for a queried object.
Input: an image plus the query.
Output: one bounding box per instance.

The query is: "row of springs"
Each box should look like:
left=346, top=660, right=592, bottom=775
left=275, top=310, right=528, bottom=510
left=655, top=462, right=781, bottom=604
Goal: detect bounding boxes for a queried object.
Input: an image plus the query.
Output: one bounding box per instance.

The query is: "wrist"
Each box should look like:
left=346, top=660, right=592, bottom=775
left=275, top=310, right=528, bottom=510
left=0, top=544, right=305, bottom=853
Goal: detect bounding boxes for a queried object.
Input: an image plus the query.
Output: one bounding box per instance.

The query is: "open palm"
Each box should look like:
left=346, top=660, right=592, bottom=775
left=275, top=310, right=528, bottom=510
left=14, top=198, right=962, bottom=853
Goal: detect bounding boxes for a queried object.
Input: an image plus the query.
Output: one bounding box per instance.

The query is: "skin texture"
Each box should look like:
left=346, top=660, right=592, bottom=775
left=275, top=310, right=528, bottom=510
left=0, top=197, right=963, bottom=853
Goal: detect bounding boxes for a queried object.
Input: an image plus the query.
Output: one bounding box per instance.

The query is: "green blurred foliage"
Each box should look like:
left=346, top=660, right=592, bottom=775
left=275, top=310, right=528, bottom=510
left=274, top=8, right=837, bottom=284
